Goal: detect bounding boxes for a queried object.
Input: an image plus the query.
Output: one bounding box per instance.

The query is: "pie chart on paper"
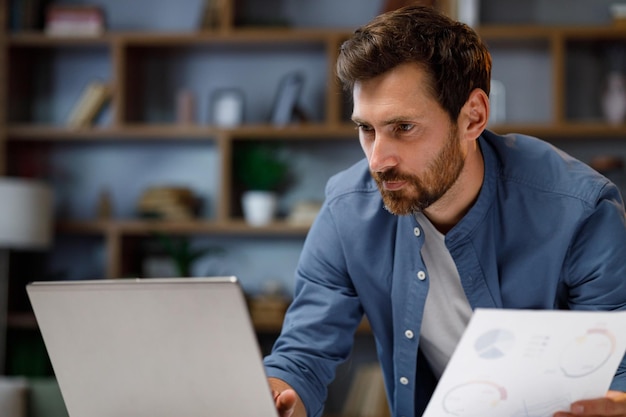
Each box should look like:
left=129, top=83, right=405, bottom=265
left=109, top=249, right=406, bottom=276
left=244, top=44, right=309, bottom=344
left=442, top=380, right=507, bottom=417
left=473, top=329, right=516, bottom=359
left=560, top=328, right=615, bottom=377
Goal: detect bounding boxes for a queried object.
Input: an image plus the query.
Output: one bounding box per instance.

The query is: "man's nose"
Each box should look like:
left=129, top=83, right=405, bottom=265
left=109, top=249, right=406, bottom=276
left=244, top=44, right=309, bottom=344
left=369, top=135, right=398, bottom=173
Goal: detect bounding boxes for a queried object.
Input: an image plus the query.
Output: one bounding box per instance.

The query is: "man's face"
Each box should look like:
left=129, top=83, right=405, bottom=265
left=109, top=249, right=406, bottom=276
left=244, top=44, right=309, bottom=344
left=352, top=62, right=467, bottom=216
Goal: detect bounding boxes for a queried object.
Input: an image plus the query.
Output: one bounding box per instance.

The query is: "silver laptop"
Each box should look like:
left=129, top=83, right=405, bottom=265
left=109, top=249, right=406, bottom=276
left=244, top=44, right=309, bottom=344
left=26, top=276, right=279, bottom=417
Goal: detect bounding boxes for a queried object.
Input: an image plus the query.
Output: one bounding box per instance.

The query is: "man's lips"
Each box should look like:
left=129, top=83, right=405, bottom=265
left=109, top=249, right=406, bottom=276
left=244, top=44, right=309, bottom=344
left=383, top=180, right=407, bottom=191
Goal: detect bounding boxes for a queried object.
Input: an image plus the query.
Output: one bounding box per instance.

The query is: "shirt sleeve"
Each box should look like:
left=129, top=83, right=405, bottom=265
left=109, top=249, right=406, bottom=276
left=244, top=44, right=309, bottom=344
left=565, top=182, right=626, bottom=391
left=263, top=198, right=364, bottom=417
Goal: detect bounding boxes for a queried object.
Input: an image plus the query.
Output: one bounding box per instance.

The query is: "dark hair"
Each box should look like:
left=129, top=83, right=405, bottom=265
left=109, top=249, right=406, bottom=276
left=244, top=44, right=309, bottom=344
left=336, top=5, right=491, bottom=121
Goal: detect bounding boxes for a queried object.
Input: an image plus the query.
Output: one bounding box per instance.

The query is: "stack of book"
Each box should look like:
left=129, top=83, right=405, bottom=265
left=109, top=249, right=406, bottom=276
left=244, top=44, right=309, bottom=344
left=136, top=187, right=199, bottom=221
left=45, top=5, right=105, bottom=37
left=248, top=294, right=290, bottom=330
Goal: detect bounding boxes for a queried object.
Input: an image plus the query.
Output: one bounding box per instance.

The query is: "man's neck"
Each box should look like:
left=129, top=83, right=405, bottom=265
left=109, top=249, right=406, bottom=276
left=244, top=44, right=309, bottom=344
left=423, top=141, right=484, bottom=234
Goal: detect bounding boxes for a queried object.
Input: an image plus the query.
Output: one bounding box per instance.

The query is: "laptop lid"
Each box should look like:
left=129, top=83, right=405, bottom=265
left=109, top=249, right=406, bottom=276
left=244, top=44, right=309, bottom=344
left=26, top=276, right=278, bottom=417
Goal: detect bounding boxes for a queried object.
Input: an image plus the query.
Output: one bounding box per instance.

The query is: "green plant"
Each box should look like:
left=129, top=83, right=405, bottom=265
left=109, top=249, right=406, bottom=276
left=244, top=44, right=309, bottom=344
left=235, top=143, right=290, bottom=192
left=157, top=234, right=225, bottom=277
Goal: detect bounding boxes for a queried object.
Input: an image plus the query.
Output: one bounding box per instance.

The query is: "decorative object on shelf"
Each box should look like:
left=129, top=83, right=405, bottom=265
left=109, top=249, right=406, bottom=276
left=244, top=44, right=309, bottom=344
left=199, top=0, right=227, bottom=30
left=488, top=79, right=506, bottom=126
left=147, top=235, right=225, bottom=277
left=287, top=200, right=323, bottom=226
left=136, top=186, right=201, bottom=220
left=602, top=46, right=626, bottom=125
left=235, top=143, right=291, bottom=227
left=270, top=71, right=307, bottom=127
left=601, top=72, right=626, bottom=125
left=67, top=80, right=112, bottom=128
left=44, top=4, right=105, bottom=37
left=455, top=0, right=480, bottom=27
left=176, top=89, right=196, bottom=125
left=248, top=279, right=290, bottom=330
left=96, top=188, right=113, bottom=219
left=0, top=178, right=53, bottom=374
left=610, top=3, right=626, bottom=26
left=248, top=295, right=290, bottom=329
left=241, top=191, right=279, bottom=227
left=211, top=88, right=244, bottom=127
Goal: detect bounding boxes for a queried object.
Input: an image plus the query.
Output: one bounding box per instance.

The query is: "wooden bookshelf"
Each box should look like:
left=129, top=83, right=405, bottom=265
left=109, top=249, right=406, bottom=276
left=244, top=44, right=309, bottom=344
left=1, top=0, right=626, bottom=309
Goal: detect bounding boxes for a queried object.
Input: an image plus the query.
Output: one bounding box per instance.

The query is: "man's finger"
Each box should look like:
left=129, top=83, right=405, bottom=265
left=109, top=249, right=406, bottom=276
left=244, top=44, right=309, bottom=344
left=274, top=389, right=297, bottom=417
left=568, top=391, right=626, bottom=416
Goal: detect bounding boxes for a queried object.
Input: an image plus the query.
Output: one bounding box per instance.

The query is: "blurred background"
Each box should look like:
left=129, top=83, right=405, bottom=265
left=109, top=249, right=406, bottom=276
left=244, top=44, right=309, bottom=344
left=2, top=0, right=626, bottom=416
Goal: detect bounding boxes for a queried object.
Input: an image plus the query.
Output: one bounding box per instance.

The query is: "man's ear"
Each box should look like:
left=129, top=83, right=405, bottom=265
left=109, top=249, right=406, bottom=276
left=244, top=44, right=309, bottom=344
left=458, top=88, right=489, bottom=141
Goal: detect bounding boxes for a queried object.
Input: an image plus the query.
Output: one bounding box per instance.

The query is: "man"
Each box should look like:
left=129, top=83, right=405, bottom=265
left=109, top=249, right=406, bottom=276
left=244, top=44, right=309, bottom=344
left=264, top=5, right=626, bottom=417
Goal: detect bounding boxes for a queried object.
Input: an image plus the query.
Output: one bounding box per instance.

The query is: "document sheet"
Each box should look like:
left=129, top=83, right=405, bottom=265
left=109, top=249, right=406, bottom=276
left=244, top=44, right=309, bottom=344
left=423, top=309, right=626, bottom=417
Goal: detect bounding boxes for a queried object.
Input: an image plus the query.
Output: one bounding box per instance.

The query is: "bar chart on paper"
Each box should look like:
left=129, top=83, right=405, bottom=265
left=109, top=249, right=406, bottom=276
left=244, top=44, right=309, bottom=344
left=423, top=309, right=626, bottom=417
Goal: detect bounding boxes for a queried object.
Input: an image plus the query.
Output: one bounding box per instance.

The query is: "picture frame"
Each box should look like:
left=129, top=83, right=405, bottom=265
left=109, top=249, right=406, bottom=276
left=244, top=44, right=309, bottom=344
left=270, top=71, right=305, bottom=127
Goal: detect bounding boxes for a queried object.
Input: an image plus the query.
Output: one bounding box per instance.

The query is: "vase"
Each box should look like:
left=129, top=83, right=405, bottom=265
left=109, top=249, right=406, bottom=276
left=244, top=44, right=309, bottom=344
left=241, top=191, right=277, bottom=227
left=601, top=72, right=626, bottom=125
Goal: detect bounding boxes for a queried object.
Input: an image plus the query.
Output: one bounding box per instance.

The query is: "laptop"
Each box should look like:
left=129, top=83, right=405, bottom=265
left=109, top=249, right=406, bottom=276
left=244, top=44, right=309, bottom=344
left=26, top=276, right=279, bottom=417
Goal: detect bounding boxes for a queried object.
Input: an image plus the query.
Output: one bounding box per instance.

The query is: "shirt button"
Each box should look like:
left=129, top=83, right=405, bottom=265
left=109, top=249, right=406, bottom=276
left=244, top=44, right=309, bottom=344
left=417, top=271, right=427, bottom=281
left=413, top=227, right=421, bottom=237
left=404, top=330, right=414, bottom=339
left=400, top=377, right=409, bottom=385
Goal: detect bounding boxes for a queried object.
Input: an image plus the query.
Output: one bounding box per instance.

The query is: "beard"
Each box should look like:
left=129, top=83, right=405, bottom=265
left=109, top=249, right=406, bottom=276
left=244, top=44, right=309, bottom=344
left=372, top=126, right=465, bottom=215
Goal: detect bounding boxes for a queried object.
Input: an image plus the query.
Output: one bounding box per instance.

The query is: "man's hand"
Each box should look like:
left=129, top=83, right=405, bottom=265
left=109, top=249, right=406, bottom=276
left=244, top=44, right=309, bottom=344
left=269, top=377, right=306, bottom=417
left=554, top=391, right=626, bottom=417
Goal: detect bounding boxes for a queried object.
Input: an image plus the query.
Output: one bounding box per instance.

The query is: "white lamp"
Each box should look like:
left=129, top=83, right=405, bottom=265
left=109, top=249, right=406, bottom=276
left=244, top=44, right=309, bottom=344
left=0, top=178, right=53, bottom=374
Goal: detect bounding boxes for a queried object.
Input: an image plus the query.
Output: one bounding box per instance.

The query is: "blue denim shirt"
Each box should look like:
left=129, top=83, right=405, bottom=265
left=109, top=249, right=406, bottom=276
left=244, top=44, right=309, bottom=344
left=264, top=131, right=626, bottom=417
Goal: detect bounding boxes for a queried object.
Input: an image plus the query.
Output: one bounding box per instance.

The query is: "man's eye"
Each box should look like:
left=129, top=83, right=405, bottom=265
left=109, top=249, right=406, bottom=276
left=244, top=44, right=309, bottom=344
left=357, top=124, right=373, bottom=132
left=397, top=124, right=413, bottom=132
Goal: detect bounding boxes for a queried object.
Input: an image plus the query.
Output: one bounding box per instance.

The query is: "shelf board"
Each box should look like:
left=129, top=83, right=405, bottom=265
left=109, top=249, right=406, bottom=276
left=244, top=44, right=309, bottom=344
left=120, top=28, right=350, bottom=45
left=7, top=124, right=222, bottom=141
left=6, top=312, right=39, bottom=329
left=8, top=122, right=626, bottom=142
left=58, top=219, right=312, bottom=237
left=6, top=123, right=358, bottom=141
left=10, top=25, right=626, bottom=49
left=490, top=122, right=626, bottom=139
left=7, top=28, right=351, bottom=48
left=8, top=31, right=114, bottom=46
left=7, top=309, right=287, bottom=332
left=8, top=310, right=371, bottom=334
left=478, top=24, right=626, bottom=40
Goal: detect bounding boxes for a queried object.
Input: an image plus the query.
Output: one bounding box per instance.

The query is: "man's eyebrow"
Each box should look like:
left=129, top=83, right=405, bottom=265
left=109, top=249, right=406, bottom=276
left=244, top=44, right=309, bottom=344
left=352, top=116, right=420, bottom=125
left=351, top=117, right=367, bottom=125
left=382, top=116, right=414, bottom=125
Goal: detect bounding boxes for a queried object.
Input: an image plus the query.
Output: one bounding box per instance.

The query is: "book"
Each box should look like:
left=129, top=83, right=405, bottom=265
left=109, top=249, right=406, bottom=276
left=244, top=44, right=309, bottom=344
left=45, top=5, right=105, bottom=37
left=9, top=0, right=47, bottom=31
left=67, top=81, right=112, bottom=128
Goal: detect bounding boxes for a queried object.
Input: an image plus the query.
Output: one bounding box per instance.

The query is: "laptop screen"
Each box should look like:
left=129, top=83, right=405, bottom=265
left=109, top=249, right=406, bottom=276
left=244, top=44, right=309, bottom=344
left=27, top=277, right=278, bottom=417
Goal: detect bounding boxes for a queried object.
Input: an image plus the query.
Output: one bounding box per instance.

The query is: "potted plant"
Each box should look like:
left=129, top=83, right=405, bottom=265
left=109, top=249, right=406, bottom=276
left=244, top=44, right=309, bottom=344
left=234, top=143, right=290, bottom=226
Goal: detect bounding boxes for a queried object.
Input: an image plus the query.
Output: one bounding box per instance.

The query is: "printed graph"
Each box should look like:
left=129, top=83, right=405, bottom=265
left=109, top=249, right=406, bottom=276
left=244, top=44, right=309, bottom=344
left=442, top=381, right=507, bottom=417
left=474, top=329, right=516, bottom=359
left=560, top=328, right=616, bottom=377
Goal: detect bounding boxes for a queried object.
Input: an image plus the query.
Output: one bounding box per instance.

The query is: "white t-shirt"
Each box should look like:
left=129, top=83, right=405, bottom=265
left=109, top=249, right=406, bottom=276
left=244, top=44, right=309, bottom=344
left=416, top=212, right=473, bottom=379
